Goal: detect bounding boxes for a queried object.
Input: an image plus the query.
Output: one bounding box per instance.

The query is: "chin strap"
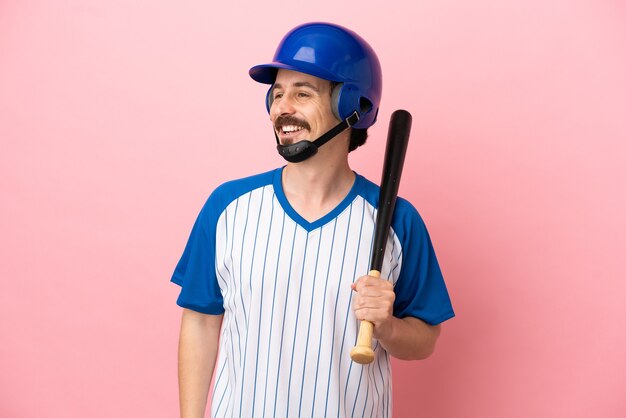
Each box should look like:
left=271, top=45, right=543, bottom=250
left=275, top=111, right=360, bottom=163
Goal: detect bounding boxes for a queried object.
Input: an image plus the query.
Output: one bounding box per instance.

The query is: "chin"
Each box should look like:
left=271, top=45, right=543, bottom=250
left=280, top=136, right=307, bottom=145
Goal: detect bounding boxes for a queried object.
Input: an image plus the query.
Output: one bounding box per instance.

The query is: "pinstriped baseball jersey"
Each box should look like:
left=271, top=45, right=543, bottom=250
left=172, top=167, right=454, bottom=418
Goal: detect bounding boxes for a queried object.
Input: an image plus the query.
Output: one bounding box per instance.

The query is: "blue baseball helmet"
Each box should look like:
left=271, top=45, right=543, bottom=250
left=249, top=22, right=382, bottom=130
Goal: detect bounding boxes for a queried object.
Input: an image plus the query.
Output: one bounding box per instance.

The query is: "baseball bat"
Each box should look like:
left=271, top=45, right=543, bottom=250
left=350, top=109, right=412, bottom=364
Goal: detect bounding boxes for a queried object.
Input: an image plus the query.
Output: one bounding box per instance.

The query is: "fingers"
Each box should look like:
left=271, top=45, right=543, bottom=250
left=352, top=275, right=394, bottom=293
left=351, top=275, right=395, bottom=324
left=352, top=305, right=393, bottom=323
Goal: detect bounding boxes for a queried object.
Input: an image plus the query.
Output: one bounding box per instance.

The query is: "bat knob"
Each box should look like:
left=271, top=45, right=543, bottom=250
left=351, top=318, right=376, bottom=364
left=350, top=346, right=375, bottom=364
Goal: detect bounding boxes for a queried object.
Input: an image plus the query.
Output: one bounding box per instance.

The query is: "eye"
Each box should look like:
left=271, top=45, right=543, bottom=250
left=297, top=92, right=310, bottom=98
left=273, top=92, right=284, bottom=100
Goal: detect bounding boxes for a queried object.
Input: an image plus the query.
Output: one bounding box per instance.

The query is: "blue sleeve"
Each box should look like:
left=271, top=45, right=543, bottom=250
left=171, top=193, right=225, bottom=315
left=392, top=199, right=455, bottom=325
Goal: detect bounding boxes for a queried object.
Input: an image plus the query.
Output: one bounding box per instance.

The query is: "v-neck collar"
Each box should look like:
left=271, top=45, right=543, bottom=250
left=273, top=167, right=364, bottom=232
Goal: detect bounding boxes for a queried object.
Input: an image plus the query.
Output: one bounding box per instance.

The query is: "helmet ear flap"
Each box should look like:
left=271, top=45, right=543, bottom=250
left=334, top=82, right=375, bottom=123
left=265, top=85, right=275, bottom=113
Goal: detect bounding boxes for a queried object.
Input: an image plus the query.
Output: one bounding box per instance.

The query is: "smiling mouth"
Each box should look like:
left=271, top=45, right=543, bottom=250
left=280, top=125, right=306, bottom=135
left=274, top=115, right=311, bottom=137
left=277, top=126, right=308, bottom=145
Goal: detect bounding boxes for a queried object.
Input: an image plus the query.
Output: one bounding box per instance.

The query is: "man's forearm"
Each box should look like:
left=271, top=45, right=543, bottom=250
left=178, top=309, right=223, bottom=418
left=377, top=316, right=441, bottom=360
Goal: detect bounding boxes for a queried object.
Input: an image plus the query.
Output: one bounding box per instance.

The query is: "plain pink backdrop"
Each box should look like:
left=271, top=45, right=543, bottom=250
left=1, top=1, right=625, bottom=417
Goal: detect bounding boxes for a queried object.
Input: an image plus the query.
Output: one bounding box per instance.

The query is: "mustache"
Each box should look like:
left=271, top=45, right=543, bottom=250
left=274, top=115, right=311, bottom=131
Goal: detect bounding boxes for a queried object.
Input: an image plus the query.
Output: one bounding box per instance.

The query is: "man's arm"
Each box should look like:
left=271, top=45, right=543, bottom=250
left=178, top=308, right=223, bottom=418
left=352, top=275, right=441, bottom=360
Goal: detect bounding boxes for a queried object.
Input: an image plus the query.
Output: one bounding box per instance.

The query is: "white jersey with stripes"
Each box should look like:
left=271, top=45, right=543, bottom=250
left=172, top=167, right=454, bottom=418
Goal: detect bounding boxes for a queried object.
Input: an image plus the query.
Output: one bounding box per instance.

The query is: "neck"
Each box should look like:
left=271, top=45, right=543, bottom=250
left=281, top=134, right=355, bottom=221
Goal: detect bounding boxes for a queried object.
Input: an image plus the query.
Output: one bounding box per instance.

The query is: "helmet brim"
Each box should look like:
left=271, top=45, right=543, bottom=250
left=249, top=62, right=344, bottom=85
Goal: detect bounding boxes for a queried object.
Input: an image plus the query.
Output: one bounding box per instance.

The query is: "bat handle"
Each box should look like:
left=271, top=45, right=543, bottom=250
left=350, top=269, right=380, bottom=364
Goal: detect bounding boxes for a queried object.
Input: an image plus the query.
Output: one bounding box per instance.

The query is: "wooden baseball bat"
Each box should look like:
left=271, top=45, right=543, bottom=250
left=350, top=109, right=412, bottom=364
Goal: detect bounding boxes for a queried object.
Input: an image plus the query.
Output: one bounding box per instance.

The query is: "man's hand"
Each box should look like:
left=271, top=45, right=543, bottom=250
left=351, top=275, right=442, bottom=360
left=351, top=274, right=396, bottom=341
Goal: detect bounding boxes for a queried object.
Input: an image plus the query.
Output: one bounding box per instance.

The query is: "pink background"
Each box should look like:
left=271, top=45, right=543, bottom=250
left=1, top=1, right=625, bottom=417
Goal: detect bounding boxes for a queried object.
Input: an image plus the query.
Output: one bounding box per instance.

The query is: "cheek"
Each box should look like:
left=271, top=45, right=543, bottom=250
left=313, top=105, right=337, bottom=127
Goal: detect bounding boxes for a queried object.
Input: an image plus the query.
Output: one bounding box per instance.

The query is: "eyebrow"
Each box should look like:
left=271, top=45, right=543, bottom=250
left=273, top=81, right=321, bottom=92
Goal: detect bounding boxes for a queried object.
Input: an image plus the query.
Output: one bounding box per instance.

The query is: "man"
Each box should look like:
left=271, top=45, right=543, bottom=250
left=172, top=22, right=454, bottom=418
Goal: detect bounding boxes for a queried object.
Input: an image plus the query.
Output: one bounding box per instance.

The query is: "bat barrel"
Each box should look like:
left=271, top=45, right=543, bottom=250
left=370, top=110, right=412, bottom=272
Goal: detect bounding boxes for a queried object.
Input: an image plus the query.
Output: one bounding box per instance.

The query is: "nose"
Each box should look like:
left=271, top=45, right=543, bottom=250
left=273, top=94, right=296, bottom=116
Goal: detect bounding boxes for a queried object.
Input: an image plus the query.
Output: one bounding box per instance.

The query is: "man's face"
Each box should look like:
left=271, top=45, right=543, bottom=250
left=269, top=69, right=339, bottom=145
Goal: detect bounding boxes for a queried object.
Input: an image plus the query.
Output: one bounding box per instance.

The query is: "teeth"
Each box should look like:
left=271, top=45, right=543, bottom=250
left=282, top=125, right=304, bottom=133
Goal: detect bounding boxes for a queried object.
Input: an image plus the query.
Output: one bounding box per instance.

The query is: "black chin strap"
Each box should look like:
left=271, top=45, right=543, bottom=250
left=276, top=111, right=360, bottom=163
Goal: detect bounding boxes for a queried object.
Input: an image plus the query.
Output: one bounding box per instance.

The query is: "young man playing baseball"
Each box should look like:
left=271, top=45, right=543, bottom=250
left=172, top=22, right=454, bottom=418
